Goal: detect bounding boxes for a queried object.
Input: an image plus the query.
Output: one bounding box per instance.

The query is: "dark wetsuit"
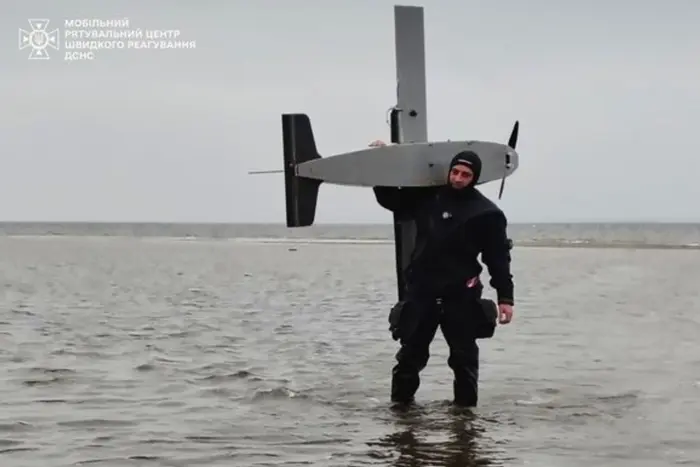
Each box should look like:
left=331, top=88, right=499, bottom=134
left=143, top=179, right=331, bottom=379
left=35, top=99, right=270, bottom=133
left=373, top=151, right=514, bottom=406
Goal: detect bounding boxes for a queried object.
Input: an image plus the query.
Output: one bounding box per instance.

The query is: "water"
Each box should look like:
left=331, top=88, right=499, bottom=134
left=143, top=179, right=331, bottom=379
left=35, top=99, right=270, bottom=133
left=1, top=221, right=699, bottom=249
left=1, top=223, right=700, bottom=466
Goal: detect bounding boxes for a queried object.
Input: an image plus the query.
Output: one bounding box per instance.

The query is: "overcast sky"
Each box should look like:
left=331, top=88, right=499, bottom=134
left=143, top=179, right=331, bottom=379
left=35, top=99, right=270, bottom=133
left=1, top=0, right=698, bottom=223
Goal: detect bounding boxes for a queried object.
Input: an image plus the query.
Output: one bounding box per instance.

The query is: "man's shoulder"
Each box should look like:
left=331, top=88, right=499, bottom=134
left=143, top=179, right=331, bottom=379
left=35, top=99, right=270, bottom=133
left=472, top=188, right=499, bottom=207
left=469, top=189, right=505, bottom=216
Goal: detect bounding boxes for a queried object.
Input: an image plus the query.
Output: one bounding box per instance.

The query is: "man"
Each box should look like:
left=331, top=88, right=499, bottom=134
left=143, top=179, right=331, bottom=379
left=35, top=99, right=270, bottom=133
left=369, top=140, right=515, bottom=408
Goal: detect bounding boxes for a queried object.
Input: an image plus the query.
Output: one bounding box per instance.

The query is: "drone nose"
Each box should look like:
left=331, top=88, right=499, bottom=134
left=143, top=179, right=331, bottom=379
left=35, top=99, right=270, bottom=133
left=498, top=120, right=520, bottom=200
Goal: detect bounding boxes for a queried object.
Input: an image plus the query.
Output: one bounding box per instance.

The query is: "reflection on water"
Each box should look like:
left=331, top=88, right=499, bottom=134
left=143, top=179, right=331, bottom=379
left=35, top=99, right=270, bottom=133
left=368, top=402, right=512, bottom=466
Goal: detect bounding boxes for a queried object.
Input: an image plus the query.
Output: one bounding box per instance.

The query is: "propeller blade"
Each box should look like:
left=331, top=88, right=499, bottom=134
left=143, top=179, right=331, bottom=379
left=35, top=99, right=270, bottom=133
left=508, top=120, right=519, bottom=149
left=498, top=173, right=506, bottom=199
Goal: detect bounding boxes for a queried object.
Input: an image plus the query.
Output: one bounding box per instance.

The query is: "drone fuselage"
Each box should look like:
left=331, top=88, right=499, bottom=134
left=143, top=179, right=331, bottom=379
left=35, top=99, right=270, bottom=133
left=295, top=140, right=518, bottom=187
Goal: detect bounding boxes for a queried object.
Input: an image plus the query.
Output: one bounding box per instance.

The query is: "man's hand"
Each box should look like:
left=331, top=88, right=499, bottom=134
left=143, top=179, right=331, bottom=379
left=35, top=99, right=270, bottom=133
left=498, top=303, right=514, bottom=324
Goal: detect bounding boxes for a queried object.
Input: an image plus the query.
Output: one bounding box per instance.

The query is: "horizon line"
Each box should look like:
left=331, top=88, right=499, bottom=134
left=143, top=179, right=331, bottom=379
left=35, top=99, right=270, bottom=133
left=0, top=220, right=698, bottom=225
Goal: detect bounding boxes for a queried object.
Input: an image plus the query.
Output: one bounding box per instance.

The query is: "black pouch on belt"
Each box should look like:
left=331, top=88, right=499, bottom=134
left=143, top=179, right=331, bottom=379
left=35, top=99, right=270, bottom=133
left=388, top=300, right=409, bottom=341
left=473, top=298, right=498, bottom=339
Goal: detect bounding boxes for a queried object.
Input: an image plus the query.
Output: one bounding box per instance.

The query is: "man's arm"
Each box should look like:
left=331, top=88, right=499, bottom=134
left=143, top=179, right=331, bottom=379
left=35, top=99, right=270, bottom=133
left=373, top=186, right=432, bottom=221
left=478, top=211, right=515, bottom=305
left=368, top=139, right=436, bottom=221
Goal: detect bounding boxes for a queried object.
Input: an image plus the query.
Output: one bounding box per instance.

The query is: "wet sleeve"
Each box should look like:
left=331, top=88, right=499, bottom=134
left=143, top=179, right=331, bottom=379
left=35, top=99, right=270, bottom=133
left=478, top=212, right=515, bottom=305
left=372, top=187, right=432, bottom=221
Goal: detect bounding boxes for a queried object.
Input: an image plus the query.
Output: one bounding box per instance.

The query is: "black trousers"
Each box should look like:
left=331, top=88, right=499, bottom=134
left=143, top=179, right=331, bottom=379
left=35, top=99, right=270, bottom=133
left=391, top=285, right=482, bottom=406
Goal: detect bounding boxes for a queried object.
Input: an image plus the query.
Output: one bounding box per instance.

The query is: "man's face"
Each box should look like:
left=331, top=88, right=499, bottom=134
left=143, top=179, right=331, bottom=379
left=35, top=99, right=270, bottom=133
left=448, top=164, right=474, bottom=189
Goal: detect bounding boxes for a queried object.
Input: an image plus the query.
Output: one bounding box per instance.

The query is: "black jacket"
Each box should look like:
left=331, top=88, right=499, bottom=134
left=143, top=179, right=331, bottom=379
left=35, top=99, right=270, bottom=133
left=374, top=185, right=514, bottom=304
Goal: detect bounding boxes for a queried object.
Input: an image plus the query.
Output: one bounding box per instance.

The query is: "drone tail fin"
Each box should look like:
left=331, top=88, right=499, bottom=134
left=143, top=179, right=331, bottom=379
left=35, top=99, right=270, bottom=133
left=281, top=113, right=322, bottom=227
